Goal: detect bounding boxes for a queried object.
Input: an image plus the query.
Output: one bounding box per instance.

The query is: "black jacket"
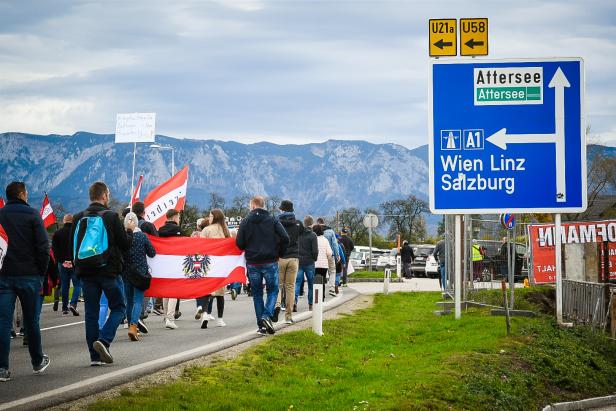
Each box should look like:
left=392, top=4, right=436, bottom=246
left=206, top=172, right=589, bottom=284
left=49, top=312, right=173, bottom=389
left=339, top=235, right=354, bottom=260
left=298, top=226, right=319, bottom=266
left=236, top=208, right=290, bottom=265
left=158, top=221, right=183, bottom=237
left=70, top=202, right=131, bottom=278
left=401, top=244, right=415, bottom=263
left=0, top=199, right=50, bottom=277
left=137, top=216, right=159, bottom=236
left=52, top=222, right=72, bottom=263
left=278, top=212, right=303, bottom=259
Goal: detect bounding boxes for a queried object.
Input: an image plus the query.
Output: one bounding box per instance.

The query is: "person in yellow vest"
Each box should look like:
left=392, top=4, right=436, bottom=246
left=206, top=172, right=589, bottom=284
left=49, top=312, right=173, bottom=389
left=472, top=240, right=484, bottom=281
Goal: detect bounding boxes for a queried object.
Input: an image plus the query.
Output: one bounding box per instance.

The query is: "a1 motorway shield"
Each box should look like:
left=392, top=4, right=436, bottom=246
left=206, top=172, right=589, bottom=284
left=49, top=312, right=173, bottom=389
left=429, top=58, right=585, bottom=214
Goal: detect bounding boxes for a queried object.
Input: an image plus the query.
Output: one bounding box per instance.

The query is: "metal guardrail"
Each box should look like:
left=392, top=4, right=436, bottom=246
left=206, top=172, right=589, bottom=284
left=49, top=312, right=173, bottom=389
left=562, top=279, right=608, bottom=328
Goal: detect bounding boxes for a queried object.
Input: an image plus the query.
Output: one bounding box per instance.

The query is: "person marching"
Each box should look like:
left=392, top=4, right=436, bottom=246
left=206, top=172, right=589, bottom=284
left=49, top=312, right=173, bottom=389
left=158, top=209, right=184, bottom=329
left=199, top=209, right=234, bottom=328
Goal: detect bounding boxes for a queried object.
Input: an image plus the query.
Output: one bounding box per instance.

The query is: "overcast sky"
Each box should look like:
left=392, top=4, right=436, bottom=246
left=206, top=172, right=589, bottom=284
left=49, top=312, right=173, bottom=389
left=1, top=0, right=614, bottom=149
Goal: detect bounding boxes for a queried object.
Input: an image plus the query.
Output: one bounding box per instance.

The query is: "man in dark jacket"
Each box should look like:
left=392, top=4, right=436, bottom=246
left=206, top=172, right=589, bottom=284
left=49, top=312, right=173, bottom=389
left=131, top=202, right=159, bottom=237
left=70, top=182, right=130, bottom=365
left=400, top=241, right=415, bottom=279
left=52, top=214, right=82, bottom=316
left=339, top=228, right=354, bottom=285
left=295, top=215, right=318, bottom=311
left=273, top=200, right=302, bottom=324
left=236, top=195, right=289, bottom=335
left=0, top=182, right=51, bottom=381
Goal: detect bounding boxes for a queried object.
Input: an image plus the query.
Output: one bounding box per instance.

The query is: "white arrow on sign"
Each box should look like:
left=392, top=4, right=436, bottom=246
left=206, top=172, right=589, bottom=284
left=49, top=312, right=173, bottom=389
left=486, top=67, right=570, bottom=202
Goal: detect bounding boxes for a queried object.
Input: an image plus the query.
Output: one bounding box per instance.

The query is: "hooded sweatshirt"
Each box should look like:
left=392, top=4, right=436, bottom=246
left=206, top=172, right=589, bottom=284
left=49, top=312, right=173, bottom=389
left=278, top=211, right=302, bottom=259
left=236, top=208, right=290, bottom=265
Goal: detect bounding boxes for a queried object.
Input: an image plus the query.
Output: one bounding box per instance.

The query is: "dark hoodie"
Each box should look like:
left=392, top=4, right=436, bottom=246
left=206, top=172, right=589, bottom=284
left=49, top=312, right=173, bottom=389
left=236, top=208, right=290, bottom=265
left=158, top=220, right=183, bottom=237
left=278, top=212, right=303, bottom=259
left=298, top=226, right=318, bottom=266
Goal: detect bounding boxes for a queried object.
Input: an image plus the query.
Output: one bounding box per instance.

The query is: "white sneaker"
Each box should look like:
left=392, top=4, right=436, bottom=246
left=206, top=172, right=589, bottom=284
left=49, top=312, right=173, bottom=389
left=216, top=318, right=226, bottom=327
left=207, top=313, right=215, bottom=320
left=164, top=319, right=178, bottom=329
left=195, top=306, right=203, bottom=320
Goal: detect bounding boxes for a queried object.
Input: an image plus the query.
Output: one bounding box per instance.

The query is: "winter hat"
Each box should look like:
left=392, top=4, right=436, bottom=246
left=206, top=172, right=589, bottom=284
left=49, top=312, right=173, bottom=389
left=280, top=200, right=294, bottom=212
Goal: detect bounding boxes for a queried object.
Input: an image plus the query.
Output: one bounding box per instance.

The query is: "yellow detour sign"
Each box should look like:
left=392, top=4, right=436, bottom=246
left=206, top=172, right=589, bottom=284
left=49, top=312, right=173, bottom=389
left=429, top=19, right=457, bottom=57
left=460, top=18, right=488, bottom=56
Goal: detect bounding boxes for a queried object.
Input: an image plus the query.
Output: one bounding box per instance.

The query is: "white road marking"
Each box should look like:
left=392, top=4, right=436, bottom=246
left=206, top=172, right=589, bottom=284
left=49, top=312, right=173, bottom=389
left=40, top=321, right=85, bottom=331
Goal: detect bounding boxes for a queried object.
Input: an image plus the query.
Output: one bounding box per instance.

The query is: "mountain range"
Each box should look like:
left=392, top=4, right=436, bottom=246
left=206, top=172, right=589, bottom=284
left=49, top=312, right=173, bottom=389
left=0, top=132, right=429, bottom=220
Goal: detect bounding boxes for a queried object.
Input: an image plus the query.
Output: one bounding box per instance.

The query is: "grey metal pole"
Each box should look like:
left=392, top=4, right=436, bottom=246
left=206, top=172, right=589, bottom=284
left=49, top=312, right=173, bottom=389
left=455, top=215, right=462, bottom=319
left=507, top=230, right=513, bottom=309
left=510, top=224, right=516, bottom=309
left=555, top=213, right=563, bottom=324
left=171, top=148, right=175, bottom=175
left=368, top=226, right=373, bottom=272
left=131, top=142, right=137, bottom=198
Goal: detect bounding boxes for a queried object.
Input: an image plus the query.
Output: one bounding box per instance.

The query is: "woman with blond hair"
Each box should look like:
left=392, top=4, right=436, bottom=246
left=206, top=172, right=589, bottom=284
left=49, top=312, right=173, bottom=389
left=199, top=209, right=234, bottom=328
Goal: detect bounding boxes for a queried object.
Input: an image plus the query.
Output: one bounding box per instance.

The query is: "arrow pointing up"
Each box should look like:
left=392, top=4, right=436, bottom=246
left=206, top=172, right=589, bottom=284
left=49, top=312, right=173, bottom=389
left=485, top=67, right=570, bottom=202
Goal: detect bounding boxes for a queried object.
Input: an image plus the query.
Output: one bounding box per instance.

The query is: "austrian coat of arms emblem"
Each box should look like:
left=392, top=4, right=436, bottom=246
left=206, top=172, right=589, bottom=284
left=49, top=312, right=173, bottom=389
left=182, top=254, right=211, bottom=278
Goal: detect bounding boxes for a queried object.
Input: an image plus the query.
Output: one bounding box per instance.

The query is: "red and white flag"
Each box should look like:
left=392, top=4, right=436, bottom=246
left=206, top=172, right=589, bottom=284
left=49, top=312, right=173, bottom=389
left=145, top=236, right=246, bottom=298
left=0, top=197, right=4, bottom=208
left=143, top=166, right=189, bottom=229
left=0, top=223, right=8, bottom=270
left=40, top=194, right=57, bottom=228
left=131, top=175, right=144, bottom=205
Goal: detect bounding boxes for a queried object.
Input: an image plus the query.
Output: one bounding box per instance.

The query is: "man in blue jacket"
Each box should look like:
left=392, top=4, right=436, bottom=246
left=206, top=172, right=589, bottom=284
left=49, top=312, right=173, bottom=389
left=0, top=182, right=51, bottom=382
left=236, top=196, right=289, bottom=335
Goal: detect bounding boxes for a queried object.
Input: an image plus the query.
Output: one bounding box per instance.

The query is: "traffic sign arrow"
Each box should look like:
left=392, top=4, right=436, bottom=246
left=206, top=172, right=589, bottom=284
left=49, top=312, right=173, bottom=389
left=486, top=67, right=571, bottom=202
left=464, top=38, right=484, bottom=49
left=434, top=39, right=453, bottom=49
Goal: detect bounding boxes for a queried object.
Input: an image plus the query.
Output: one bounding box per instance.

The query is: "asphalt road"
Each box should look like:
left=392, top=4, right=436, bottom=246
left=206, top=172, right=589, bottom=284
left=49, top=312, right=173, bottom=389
left=0, top=287, right=356, bottom=411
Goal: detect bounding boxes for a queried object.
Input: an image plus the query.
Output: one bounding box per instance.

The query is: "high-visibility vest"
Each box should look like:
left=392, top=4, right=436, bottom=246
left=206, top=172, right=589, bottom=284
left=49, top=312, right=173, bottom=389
left=472, top=244, right=483, bottom=261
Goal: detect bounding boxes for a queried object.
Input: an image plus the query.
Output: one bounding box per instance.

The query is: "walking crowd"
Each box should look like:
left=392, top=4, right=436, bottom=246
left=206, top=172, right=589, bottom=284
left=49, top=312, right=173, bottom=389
left=0, top=182, right=354, bottom=381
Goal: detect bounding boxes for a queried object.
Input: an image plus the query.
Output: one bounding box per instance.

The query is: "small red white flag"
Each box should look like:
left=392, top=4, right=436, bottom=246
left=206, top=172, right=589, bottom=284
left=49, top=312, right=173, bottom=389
left=143, top=166, right=189, bottom=229
left=0, top=197, right=4, bottom=208
left=145, top=236, right=246, bottom=298
left=40, top=194, right=57, bottom=228
left=131, top=175, right=144, bottom=205
left=0, top=223, right=8, bottom=270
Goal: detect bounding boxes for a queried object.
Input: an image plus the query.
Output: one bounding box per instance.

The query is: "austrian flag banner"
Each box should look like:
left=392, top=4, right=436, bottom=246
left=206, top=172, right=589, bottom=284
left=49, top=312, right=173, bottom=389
left=145, top=236, right=246, bottom=298
left=40, top=194, right=56, bottom=228
left=143, top=166, right=188, bottom=229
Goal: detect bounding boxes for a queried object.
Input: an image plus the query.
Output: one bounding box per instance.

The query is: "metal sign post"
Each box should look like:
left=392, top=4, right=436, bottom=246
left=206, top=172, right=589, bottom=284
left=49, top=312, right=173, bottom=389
left=454, top=215, right=462, bottom=319
left=555, top=213, right=563, bottom=324
left=363, top=214, right=379, bottom=272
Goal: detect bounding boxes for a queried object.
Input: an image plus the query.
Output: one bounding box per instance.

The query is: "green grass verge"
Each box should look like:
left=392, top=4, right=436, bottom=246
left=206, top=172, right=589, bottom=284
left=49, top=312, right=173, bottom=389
left=349, top=270, right=398, bottom=279
left=88, top=289, right=616, bottom=411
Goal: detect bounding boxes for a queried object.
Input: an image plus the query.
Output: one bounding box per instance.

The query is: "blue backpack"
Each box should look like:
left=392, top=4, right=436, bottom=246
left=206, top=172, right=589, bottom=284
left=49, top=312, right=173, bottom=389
left=73, top=210, right=110, bottom=268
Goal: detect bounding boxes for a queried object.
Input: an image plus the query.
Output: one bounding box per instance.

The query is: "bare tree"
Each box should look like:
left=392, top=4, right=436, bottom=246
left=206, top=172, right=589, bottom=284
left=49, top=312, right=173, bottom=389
left=402, top=195, right=429, bottom=242
left=266, top=195, right=281, bottom=215
left=380, top=199, right=409, bottom=238
left=231, top=194, right=251, bottom=216
left=209, top=192, right=226, bottom=211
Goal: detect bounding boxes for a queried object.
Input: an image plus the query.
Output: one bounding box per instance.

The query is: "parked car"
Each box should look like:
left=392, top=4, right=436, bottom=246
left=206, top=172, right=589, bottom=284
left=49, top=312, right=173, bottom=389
left=350, top=246, right=385, bottom=270
left=376, top=248, right=398, bottom=269
left=425, top=254, right=439, bottom=278
left=411, top=244, right=436, bottom=277
left=476, top=239, right=528, bottom=282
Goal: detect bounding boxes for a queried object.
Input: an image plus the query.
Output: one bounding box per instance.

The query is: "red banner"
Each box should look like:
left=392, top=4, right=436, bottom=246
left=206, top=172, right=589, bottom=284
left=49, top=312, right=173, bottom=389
left=144, top=236, right=246, bottom=298
left=131, top=175, right=143, bottom=206
left=40, top=194, right=57, bottom=228
left=143, top=166, right=188, bottom=229
left=529, top=220, right=616, bottom=283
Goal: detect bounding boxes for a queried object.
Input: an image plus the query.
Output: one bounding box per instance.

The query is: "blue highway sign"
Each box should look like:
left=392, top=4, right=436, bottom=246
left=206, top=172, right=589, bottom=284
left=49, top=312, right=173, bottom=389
left=428, top=58, right=586, bottom=214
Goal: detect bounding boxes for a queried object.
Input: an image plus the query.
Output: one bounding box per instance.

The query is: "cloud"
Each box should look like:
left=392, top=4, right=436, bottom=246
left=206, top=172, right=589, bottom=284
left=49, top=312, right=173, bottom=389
left=0, top=1, right=615, bottom=149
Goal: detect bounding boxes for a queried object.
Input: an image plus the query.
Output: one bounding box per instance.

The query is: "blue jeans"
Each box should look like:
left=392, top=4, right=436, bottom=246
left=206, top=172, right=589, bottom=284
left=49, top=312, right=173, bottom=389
left=247, top=263, right=279, bottom=328
left=295, top=264, right=315, bottom=305
left=229, top=282, right=242, bottom=293
left=0, top=276, right=44, bottom=370
left=82, top=276, right=126, bottom=361
left=440, top=263, right=446, bottom=290
left=59, top=264, right=81, bottom=310
left=123, top=280, right=145, bottom=326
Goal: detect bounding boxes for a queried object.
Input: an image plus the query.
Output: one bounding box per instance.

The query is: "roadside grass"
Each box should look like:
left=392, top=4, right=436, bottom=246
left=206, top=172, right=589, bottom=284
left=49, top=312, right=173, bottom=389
left=89, top=289, right=616, bottom=411
left=349, top=270, right=398, bottom=279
